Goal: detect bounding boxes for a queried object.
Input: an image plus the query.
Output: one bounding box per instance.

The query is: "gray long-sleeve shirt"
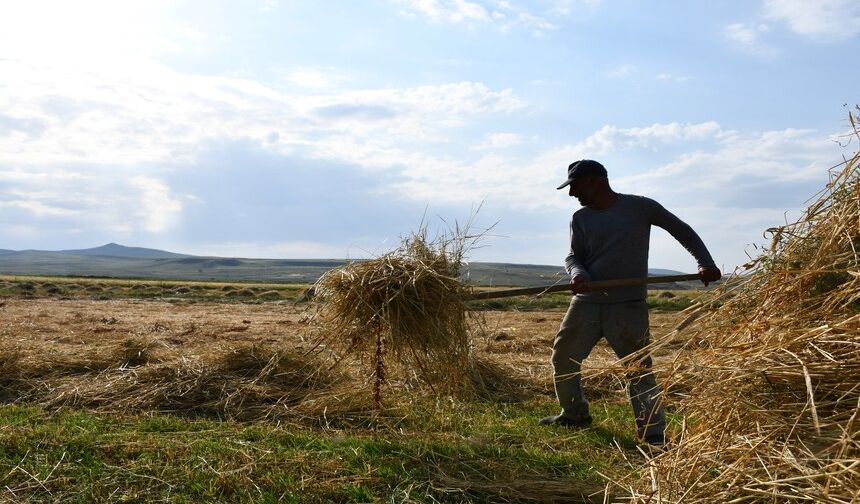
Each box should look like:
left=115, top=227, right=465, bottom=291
left=565, top=194, right=716, bottom=303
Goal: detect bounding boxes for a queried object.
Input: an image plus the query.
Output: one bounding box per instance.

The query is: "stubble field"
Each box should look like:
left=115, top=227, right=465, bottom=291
left=0, top=279, right=693, bottom=503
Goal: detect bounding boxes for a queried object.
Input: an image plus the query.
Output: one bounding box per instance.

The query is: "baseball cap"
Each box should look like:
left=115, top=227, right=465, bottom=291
left=556, top=160, right=607, bottom=190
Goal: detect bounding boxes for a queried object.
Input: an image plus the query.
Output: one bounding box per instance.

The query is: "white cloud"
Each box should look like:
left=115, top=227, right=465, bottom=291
left=379, top=121, right=840, bottom=211
left=606, top=126, right=841, bottom=271
left=724, top=22, right=777, bottom=56
left=0, top=1, right=203, bottom=72
left=612, top=128, right=835, bottom=199
left=607, top=64, right=636, bottom=79
left=395, top=0, right=491, bottom=24
left=471, top=132, right=523, bottom=150
left=391, top=0, right=590, bottom=32
left=0, top=54, right=526, bottom=241
left=131, top=177, right=183, bottom=233
left=0, top=199, right=80, bottom=218
left=259, top=0, right=279, bottom=12
left=379, top=121, right=732, bottom=211
left=0, top=58, right=524, bottom=169
left=656, top=72, right=691, bottom=83
left=549, top=0, right=602, bottom=16
left=577, top=122, right=724, bottom=152
left=763, top=0, right=860, bottom=40
left=281, top=67, right=347, bottom=90
left=0, top=169, right=185, bottom=236
left=609, top=66, right=690, bottom=83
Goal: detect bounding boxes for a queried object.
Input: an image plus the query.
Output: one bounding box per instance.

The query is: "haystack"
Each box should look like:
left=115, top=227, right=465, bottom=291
left=311, top=228, right=474, bottom=406
left=611, top=117, right=860, bottom=501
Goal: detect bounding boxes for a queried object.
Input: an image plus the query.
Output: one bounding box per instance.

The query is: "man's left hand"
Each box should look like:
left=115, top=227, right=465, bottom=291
left=699, top=266, right=722, bottom=286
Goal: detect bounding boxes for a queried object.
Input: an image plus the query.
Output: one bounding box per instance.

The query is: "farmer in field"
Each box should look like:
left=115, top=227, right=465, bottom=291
left=542, top=159, right=721, bottom=446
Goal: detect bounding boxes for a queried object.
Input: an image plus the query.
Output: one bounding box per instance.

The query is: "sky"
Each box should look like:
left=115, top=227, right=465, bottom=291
left=1, top=0, right=859, bottom=272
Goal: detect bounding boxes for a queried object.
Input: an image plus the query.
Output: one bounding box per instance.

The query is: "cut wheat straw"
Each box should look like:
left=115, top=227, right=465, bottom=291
left=310, top=228, right=477, bottom=406
left=607, top=111, right=860, bottom=502
left=0, top=338, right=360, bottom=421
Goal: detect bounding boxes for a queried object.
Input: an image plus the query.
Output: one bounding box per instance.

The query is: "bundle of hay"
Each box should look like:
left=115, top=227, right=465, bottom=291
left=311, top=229, right=473, bottom=406
left=612, top=119, right=860, bottom=501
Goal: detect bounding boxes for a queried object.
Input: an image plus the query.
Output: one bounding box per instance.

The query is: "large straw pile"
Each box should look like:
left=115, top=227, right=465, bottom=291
left=311, top=229, right=474, bottom=405
left=612, top=121, right=860, bottom=501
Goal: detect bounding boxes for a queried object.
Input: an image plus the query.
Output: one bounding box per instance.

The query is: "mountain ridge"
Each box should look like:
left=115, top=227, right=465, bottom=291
left=57, top=242, right=190, bottom=259
left=0, top=243, right=693, bottom=287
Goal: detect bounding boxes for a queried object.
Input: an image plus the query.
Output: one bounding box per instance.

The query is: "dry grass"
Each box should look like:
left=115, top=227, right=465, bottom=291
left=0, top=300, right=378, bottom=422
left=0, top=275, right=308, bottom=304
left=310, top=227, right=479, bottom=406
left=431, top=461, right=609, bottom=503
left=0, top=297, right=567, bottom=425
left=0, top=338, right=359, bottom=421
left=607, top=118, right=860, bottom=502
left=0, top=295, right=690, bottom=500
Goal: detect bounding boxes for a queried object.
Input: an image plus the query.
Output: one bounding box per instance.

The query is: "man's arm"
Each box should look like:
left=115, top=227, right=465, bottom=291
left=564, top=217, right=592, bottom=292
left=649, top=200, right=721, bottom=286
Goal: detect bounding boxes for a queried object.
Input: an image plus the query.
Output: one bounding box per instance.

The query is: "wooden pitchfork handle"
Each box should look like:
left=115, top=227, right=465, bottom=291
left=467, top=274, right=702, bottom=301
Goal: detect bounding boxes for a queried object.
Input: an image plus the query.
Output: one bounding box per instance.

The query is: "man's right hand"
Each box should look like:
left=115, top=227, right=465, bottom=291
left=699, top=266, right=722, bottom=286
left=570, top=274, right=590, bottom=294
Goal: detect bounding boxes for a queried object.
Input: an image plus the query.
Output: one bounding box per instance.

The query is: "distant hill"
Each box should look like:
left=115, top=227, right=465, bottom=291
left=648, top=268, right=686, bottom=276
left=58, top=243, right=190, bottom=259
left=0, top=243, right=698, bottom=287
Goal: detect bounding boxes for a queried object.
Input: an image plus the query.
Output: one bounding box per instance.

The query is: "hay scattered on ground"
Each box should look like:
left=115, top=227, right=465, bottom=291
left=0, top=339, right=357, bottom=421
left=432, top=459, right=608, bottom=503
left=311, top=227, right=477, bottom=406
left=468, top=357, right=549, bottom=402
left=610, top=118, right=860, bottom=502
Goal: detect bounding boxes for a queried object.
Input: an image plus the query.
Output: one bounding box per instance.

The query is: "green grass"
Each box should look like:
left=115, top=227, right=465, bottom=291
left=646, top=292, right=700, bottom=311
left=0, top=396, right=645, bottom=502
left=467, top=290, right=702, bottom=312
left=466, top=292, right=574, bottom=311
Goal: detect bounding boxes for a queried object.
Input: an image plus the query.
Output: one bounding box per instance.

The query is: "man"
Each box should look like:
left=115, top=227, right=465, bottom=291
left=541, top=159, right=721, bottom=447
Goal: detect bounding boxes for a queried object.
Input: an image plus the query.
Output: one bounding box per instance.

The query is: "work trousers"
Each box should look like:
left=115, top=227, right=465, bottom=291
left=552, top=298, right=665, bottom=440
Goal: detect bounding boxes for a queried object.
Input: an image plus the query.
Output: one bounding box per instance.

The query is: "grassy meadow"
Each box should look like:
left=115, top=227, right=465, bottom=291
left=0, top=398, right=645, bottom=502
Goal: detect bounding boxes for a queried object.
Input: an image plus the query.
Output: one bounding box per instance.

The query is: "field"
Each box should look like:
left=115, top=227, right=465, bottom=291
left=0, top=275, right=702, bottom=311
left=0, top=276, right=697, bottom=502
left=1, top=107, right=854, bottom=504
